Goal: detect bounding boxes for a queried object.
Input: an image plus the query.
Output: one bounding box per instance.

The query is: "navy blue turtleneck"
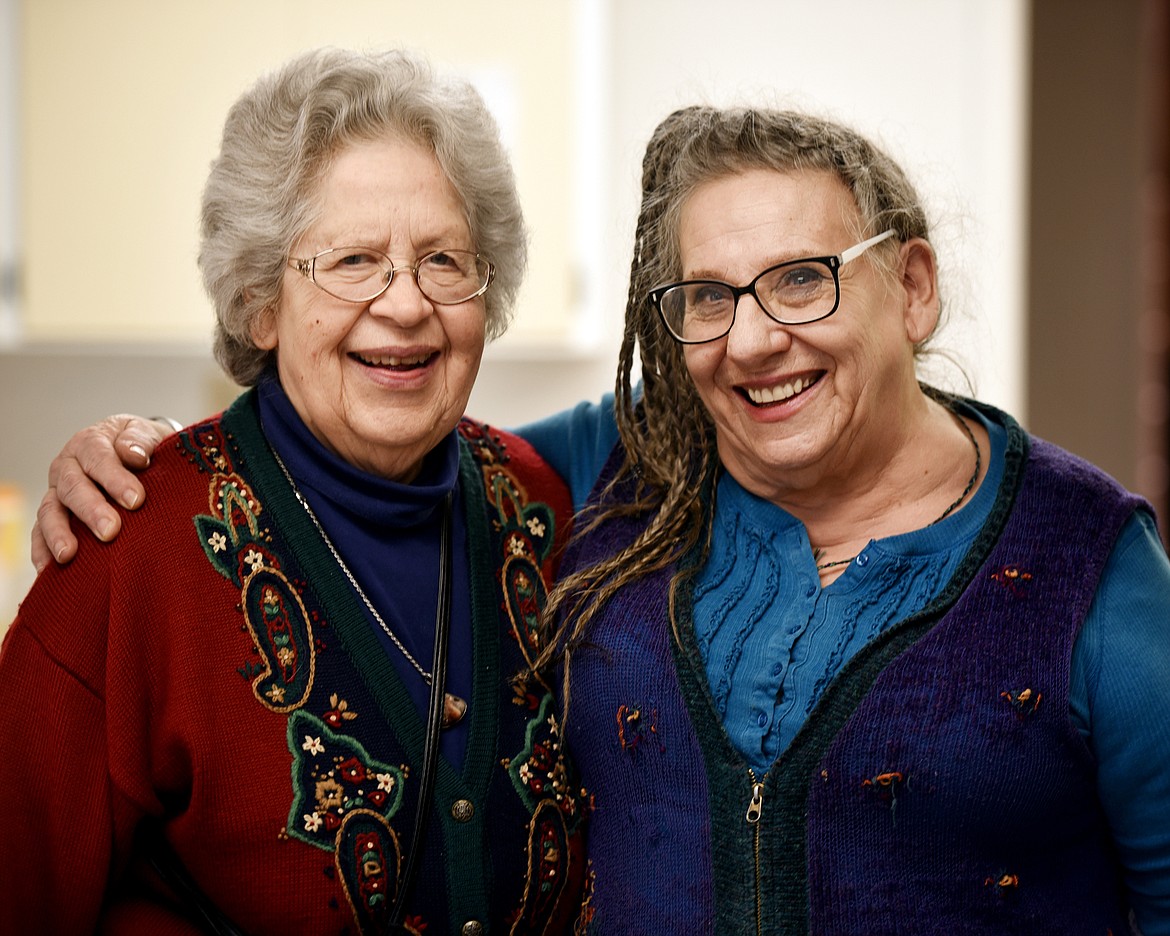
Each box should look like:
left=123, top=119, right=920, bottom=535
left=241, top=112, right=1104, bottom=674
left=257, top=376, right=473, bottom=768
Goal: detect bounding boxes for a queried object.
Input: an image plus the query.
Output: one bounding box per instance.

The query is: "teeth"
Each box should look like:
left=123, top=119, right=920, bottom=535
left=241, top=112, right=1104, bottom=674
left=746, top=376, right=812, bottom=406
left=359, top=353, right=430, bottom=367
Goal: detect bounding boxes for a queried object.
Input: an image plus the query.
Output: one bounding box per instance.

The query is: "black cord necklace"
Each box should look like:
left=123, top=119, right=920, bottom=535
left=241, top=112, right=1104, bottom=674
left=814, top=410, right=982, bottom=572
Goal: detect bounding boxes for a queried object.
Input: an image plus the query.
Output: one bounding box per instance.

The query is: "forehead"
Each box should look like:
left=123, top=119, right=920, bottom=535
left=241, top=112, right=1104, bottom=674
left=678, top=169, right=861, bottom=273
left=304, top=136, right=471, bottom=246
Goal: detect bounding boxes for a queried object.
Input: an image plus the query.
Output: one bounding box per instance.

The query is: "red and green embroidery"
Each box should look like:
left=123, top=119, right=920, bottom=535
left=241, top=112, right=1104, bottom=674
left=182, top=414, right=586, bottom=931
left=184, top=422, right=316, bottom=712
left=285, top=708, right=406, bottom=849
left=459, top=421, right=558, bottom=671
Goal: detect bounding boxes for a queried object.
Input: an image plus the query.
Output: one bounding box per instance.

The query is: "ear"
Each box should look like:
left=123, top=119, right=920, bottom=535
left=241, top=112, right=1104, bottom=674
left=899, top=238, right=940, bottom=344
left=251, top=304, right=279, bottom=351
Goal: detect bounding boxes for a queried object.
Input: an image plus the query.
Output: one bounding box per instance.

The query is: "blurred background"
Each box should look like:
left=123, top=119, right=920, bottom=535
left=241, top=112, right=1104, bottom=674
left=0, top=0, right=1167, bottom=626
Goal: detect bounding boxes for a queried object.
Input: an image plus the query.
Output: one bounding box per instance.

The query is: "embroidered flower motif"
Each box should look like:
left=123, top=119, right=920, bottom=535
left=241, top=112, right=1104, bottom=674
left=265, top=685, right=287, bottom=703
left=616, top=703, right=664, bottom=753
left=984, top=871, right=1020, bottom=897
left=303, top=812, right=322, bottom=832
left=243, top=549, right=265, bottom=571
left=1001, top=687, right=1042, bottom=716
left=207, top=531, right=227, bottom=553
left=324, top=694, right=358, bottom=728
left=338, top=757, right=367, bottom=784
left=991, top=565, right=1033, bottom=595
left=511, top=681, right=542, bottom=711
left=315, top=778, right=344, bottom=811
left=376, top=772, right=396, bottom=793
left=507, top=534, right=526, bottom=557
left=302, top=735, right=324, bottom=756
left=526, top=516, right=546, bottom=538
left=519, top=762, right=534, bottom=784
left=276, top=646, right=296, bottom=668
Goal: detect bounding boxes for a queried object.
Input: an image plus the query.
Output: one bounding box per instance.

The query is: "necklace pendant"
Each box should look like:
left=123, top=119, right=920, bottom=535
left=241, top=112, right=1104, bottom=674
left=442, top=692, right=467, bottom=730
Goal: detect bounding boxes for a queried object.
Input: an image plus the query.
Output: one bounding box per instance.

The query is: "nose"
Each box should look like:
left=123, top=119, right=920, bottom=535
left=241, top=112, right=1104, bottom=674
left=725, top=293, right=792, bottom=357
left=367, top=264, right=433, bottom=326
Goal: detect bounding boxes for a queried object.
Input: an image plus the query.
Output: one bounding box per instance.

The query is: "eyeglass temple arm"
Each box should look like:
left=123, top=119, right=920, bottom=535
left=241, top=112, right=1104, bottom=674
left=839, top=228, right=897, bottom=265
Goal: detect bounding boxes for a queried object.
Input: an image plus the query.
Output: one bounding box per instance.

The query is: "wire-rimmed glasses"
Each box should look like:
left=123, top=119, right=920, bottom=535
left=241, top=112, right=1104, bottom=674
left=288, top=246, right=494, bottom=305
left=649, top=229, right=897, bottom=344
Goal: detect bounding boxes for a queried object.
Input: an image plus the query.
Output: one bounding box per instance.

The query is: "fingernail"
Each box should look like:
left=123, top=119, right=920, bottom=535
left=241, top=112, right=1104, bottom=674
left=96, top=517, right=115, bottom=540
left=34, top=558, right=47, bottom=573
left=123, top=490, right=140, bottom=509
left=129, top=444, right=147, bottom=459
left=52, top=543, right=67, bottom=562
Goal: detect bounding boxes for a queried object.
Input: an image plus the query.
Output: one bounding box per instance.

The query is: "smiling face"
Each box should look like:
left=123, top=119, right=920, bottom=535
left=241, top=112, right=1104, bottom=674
left=678, top=168, right=937, bottom=501
left=252, top=136, right=487, bottom=482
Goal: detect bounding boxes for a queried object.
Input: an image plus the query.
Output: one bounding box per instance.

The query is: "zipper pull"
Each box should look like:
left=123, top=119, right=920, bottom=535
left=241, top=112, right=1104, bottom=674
left=746, top=781, right=764, bottom=824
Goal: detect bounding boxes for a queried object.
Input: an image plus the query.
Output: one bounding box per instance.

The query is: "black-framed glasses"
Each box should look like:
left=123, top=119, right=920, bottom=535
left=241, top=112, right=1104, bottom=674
left=649, top=229, right=897, bottom=344
left=288, top=246, right=494, bottom=305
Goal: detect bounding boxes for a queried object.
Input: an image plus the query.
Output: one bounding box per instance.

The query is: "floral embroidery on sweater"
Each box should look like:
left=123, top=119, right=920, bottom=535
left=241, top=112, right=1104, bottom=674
left=180, top=414, right=587, bottom=932
left=285, top=708, right=406, bottom=848
left=183, top=423, right=317, bottom=712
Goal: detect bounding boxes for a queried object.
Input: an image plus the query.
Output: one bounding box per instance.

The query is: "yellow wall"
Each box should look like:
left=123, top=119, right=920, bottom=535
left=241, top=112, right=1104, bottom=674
left=20, top=0, right=576, bottom=344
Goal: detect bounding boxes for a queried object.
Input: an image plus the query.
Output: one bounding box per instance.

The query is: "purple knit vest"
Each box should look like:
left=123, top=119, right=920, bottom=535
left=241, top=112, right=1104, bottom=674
left=563, top=413, right=1146, bottom=936
left=805, top=436, right=1142, bottom=934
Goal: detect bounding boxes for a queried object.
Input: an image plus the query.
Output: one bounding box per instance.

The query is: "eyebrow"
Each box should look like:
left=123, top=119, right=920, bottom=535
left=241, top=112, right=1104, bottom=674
left=303, top=228, right=475, bottom=253
left=684, top=247, right=830, bottom=282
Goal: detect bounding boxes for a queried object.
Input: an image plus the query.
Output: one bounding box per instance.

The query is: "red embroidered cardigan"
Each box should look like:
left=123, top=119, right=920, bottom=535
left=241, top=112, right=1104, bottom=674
left=0, top=391, right=587, bottom=934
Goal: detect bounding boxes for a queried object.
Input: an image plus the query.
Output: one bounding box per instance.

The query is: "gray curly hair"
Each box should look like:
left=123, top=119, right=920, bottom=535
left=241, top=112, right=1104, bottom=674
left=541, top=105, right=936, bottom=679
left=200, top=47, right=527, bottom=385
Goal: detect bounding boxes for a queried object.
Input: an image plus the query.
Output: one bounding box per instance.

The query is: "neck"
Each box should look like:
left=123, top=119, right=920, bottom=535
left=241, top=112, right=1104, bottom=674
left=743, top=395, right=986, bottom=573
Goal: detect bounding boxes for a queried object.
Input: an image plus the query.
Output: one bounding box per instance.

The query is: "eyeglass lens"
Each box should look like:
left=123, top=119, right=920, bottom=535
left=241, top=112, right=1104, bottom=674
left=659, top=259, right=838, bottom=342
left=312, top=248, right=490, bottom=304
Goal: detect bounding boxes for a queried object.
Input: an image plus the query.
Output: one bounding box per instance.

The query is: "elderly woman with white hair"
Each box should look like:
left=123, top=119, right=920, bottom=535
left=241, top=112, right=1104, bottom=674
left=0, top=49, right=587, bottom=934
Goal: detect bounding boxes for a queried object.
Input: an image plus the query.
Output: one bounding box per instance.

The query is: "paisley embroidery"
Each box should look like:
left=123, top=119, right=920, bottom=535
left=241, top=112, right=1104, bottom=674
left=285, top=709, right=406, bottom=850
left=182, top=415, right=586, bottom=929
left=460, top=420, right=590, bottom=928
left=510, top=798, right=586, bottom=935
left=459, top=420, right=558, bottom=673
left=240, top=566, right=316, bottom=710
left=335, top=808, right=403, bottom=932
left=184, top=420, right=316, bottom=713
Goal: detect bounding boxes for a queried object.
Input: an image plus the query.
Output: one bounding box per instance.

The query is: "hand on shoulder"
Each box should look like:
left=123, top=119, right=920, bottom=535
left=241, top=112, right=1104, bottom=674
left=31, top=415, right=175, bottom=571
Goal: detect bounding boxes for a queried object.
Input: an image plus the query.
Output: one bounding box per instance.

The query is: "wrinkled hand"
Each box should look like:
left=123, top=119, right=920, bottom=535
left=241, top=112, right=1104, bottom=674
left=31, top=415, right=173, bottom=571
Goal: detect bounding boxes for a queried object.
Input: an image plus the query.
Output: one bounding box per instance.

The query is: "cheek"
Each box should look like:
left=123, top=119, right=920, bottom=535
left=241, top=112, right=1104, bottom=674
left=682, top=347, right=720, bottom=399
left=449, top=309, right=487, bottom=363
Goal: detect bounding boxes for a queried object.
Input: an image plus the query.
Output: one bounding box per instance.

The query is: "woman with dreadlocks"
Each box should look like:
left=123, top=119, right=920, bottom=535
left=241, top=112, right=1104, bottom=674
left=28, top=105, right=1170, bottom=935
left=539, top=106, right=1170, bottom=935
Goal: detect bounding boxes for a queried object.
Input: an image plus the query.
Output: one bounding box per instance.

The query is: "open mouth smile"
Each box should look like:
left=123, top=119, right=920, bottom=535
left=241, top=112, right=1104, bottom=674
left=741, top=372, right=823, bottom=406
left=351, top=351, right=436, bottom=371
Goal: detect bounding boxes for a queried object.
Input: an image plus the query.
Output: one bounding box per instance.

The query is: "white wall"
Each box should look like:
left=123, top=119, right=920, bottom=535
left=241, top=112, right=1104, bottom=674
left=475, top=0, right=1029, bottom=421
left=0, top=0, right=1029, bottom=624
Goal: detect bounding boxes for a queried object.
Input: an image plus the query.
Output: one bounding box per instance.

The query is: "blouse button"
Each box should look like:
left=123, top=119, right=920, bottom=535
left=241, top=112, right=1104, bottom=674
left=856, top=553, right=870, bottom=567
left=756, top=711, right=769, bottom=728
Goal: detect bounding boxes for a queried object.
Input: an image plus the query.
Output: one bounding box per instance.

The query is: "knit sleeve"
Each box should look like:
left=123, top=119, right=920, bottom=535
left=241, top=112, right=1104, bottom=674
left=1072, top=509, right=1170, bottom=934
left=0, top=544, right=144, bottom=931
